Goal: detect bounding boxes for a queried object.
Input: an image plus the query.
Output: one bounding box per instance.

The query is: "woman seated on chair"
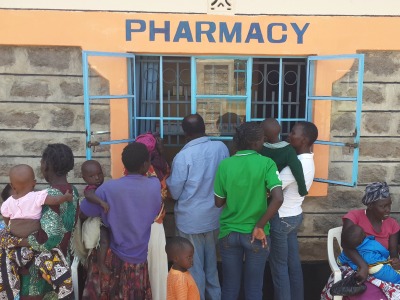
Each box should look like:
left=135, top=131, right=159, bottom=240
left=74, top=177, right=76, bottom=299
left=321, top=182, right=400, bottom=300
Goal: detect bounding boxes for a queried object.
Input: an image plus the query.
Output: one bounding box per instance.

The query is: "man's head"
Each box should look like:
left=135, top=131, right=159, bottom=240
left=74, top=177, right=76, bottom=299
left=182, top=114, right=206, bottom=140
left=122, top=142, right=150, bottom=174
left=288, top=121, right=318, bottom=154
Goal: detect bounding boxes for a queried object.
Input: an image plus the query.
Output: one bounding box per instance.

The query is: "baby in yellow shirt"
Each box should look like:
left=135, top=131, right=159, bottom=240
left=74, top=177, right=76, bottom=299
left=166, top=237, right=200, bottom=300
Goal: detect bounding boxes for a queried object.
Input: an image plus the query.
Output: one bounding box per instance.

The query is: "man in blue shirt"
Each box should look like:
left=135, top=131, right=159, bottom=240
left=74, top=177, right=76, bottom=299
left=167, top=114, right=229, bottom=300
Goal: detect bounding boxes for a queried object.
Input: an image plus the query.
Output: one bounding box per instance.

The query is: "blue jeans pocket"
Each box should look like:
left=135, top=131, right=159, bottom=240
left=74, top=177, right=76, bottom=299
left=220, top=233, right=231, bottom=249
left=247, top=234, right=270, bottom=253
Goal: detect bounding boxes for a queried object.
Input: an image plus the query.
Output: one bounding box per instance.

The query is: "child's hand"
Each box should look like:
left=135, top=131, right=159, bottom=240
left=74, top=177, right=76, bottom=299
left=101, top=201, right=110, bottom=213
left=64, top=190, right=73, bottom=202
left=251, top=226, right=267, bottom=248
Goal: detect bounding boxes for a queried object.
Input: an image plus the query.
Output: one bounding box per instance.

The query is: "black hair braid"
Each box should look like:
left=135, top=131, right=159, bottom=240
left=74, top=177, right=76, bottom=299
left=42, top=144, right=74, bottom=176
left=233, top=121, right=263, bottom=151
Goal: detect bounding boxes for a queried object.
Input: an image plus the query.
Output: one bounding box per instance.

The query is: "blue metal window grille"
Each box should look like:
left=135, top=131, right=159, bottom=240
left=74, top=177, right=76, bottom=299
left=82, top=51, right=363, bottom=187
left=250, top=57, right=307, bottom=140
left=135, top=56, right=191, bottom=147
left=82, top=51, right=136, bottom=160
left=307, top=54, right=364, bottom=187
left=192, top=57, right=251, bottom=141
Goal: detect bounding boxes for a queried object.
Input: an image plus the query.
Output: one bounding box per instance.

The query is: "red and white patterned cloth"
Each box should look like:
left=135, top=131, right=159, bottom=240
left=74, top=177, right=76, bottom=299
left=321, top=265, right=400, bottom=300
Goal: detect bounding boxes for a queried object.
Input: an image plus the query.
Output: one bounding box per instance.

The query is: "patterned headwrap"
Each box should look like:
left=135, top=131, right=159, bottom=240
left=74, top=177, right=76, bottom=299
left=361, top=182, right=390, bottom=205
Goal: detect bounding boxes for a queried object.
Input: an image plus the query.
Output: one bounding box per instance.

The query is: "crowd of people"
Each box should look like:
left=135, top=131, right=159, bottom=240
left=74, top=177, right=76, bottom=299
left=0, top=112, right=397, bottom=300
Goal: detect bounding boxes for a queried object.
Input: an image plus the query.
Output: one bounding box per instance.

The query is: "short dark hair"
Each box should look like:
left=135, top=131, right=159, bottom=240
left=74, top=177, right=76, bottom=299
left=81, top=160, right=102, bottom=173
left=42, top=144, right=74, bottom=176
left=233, top=121, right=263, bottom=151
left=122, top=142, right=149, bottom=173
left=297, top=121, right=318, bottom=146
left=165, top=236, right=193, bottom=260
left=1, top=183, right=12, bottom=202
left=182, top=114, right=206, bottom=136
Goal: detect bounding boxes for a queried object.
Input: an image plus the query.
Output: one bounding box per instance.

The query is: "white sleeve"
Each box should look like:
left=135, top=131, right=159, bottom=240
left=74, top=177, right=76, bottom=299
left=279, top=166, right=296, bottom=190
left=33, top=190, right=49, bottom=207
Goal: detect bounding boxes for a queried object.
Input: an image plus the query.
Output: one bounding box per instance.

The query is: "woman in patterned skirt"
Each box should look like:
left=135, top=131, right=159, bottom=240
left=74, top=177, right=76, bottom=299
left=16, top=143, right=79, bottom=299
left=80, top=142, right=161, bottom=299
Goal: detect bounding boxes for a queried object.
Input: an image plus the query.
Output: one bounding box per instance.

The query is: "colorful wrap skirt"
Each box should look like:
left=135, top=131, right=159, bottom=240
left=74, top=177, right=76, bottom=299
left=82, top=249, right=152, bottom=300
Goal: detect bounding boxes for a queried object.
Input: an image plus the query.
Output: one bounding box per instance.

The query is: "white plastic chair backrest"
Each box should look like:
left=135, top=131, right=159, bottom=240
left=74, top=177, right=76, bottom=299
left=327, top=226, right=343, bottom=300
left=328, top=226, right=343, bottom=253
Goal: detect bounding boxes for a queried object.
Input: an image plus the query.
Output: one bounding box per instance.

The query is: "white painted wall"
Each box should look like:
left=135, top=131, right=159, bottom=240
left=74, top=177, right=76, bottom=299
left=1, top=0, right=400, bottom=16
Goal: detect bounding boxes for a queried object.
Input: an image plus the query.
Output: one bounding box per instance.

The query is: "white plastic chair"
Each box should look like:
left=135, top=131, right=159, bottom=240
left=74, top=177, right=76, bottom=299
left=71, top=256, right=79, bottom=300
left=327, top=226, right=343, bottom=300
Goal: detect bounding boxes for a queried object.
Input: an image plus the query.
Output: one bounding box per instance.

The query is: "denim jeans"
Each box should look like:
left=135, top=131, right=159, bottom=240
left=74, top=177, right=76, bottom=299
left=176, top=228, right=221, bottom=300
left=219, top=232, right=270, bottom=300
left=269, top=213, right=304, bottom=300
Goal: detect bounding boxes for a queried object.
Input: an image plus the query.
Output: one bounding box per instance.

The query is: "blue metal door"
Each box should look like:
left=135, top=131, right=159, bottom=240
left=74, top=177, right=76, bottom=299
left=307, top=54, right=364, bottom=186
left=82, top=51, right=136, bottom=159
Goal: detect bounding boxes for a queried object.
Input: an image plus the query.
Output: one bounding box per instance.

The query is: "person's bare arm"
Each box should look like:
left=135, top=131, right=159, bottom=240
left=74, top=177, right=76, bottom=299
left=3, top=217, right=9, bottom=226
left=18, top=238, right=30, bottom=247
left=389, top=232, right=400, bottom=270
left=44, top=190, right=73, bottom=205
left=9, top=219, right=41, bottom=238
left=215, top=195, right=226, bottom=208
left=251, top=187, right=283, bottom=247
left=342, top=218, right=369, bottom=283
left=84, top=189, right=110, bottom=213
left=255, top=187, right=283, bottom=229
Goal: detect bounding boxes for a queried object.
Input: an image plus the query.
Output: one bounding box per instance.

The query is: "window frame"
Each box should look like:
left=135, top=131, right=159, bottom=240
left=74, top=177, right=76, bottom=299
left=306, top=54, right=365, bottom=187
left=82, top=51, right=364, bottom=187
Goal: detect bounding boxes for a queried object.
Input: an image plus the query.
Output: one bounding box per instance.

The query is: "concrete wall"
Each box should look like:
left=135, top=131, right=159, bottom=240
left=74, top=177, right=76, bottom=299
left=0, top=46, right=111, bottom=193
left=299, top=51, right=400, bottom=260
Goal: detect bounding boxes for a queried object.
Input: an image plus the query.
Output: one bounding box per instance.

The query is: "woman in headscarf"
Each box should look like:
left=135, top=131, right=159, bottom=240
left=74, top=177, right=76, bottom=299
left=321, top=182, right=400, bottom=300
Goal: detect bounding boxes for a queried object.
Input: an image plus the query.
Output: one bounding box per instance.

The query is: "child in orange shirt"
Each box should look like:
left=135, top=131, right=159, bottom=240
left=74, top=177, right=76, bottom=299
left=166, top=237, right=200, bottom=300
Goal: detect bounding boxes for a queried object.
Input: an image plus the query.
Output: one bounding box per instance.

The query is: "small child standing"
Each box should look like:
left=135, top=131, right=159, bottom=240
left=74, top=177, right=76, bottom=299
left=0, top=164, right=73, bottom=299
left=81, top=160, right=110, bottom=274
left=165, top=236, right=200, bottom=300
left=338, top=225, right=400, bottom=284
left=260, top=118, right=308, bottom=196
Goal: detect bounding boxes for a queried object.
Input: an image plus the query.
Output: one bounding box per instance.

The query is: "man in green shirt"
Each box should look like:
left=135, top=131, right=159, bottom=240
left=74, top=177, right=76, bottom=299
left=214, top=121, right=283, bottom=300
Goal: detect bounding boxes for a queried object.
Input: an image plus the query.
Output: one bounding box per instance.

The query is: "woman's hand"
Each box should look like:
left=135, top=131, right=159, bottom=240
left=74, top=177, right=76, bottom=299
left=390, top=257, right=400, bottom=270
left=355, top=265, right=369, bottom=284
left=18, top=238, right=30, bottom=247
left=251, top=226, right=267, bottom=248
